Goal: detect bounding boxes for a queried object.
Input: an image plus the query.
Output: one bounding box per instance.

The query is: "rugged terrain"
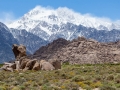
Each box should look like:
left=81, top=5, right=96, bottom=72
left=31, top=37, right=120, bottom=64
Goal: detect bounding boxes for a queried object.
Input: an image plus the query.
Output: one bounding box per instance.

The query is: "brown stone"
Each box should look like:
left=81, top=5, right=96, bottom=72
left=20, top=58, right=30, bottom=69
left=32, top=61, right=40, bottom=70
left=12, top=44, right=26, bottom=59
left=40, top=60, right=55, bottom=71
left=24, top=60, right=36, bottom=70
left=49, top=59, right=61, bottom=70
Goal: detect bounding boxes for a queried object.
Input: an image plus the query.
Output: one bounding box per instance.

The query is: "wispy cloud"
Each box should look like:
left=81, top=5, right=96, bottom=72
left=0, top=12, right=16, bottom=25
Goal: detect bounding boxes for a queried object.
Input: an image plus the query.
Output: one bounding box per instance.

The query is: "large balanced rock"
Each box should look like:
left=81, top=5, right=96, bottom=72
left=12, top=44, right=46, bottom=71
left=12, top=44, right=26, bottom=59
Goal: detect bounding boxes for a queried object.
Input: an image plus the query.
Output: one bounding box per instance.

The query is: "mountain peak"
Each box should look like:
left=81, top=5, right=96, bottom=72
left=27, top=6, right=55, bottom=17
left=7, top=5, right=120, bottom=31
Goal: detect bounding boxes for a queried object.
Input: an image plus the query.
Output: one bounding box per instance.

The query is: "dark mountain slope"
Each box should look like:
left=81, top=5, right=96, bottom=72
left=10, top=29, right=49, bottom=54
left=0, top=22, right=18, bottom=63
left=30, top=38, right=70, bottom=59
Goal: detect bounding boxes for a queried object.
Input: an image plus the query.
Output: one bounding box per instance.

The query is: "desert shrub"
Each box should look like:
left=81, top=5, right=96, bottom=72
left=77, top=82, right=87, bottom=88
left=94, top=75, right=103, bottom=81
left=0, top=86, right=7, bottom=90
left=72, top=75, right=85, bottom=82
left=115, top=68, right=120, bottom=73
left=40, top=84, right=53, bottom=90
left=106, top=74, right=114, bottom=81
left=50, top=85, right=61, bottom=90
left=18, top=85, right=26, bottom=90
left=63, top=61, right=70, bottom=65
left=62, top=81, right=79, bottom=90
left=11, top=86, right=20, bottom=90
left=0, top=64, right=3, bottom=68
left=115, top=74, right=120, bottom=82
left=90, top=81, right=102, bottom=88
left=83, top=81, right=92, bottom=86
left=37, top=80, right=44, bottom=86
left=115, top=83, right=120, bottom=88
left=100, top=85, right=116, bottom=90
left=11, top=81, right=19, bottom=86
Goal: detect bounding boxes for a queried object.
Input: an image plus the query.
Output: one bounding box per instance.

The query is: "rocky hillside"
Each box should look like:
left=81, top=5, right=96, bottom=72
left=30, top=37, right=120, bottom=64
left=30, top=38, right=70, bottom=59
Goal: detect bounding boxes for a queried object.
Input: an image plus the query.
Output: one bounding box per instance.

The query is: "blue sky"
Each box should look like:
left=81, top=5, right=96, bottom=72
left=0, top=0, right=120, bottom=23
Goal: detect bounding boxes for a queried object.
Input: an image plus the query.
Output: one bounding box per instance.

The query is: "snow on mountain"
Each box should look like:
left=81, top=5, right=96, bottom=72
left=6, top=5, right=120, bottom=43
left=8, top=6, right=120, bottom=31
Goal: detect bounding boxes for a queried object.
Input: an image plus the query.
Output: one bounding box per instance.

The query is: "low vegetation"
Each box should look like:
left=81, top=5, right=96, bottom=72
left=0, top=63, right=120, bottom=90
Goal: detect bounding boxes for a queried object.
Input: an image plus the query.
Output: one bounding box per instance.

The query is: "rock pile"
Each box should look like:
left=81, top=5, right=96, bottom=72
left=31, top=37, right=120, bottom=64
left=0, top=44, right=61, bottom=72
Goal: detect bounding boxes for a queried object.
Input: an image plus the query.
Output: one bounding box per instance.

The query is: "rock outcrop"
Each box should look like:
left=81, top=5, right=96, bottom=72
left=1, top=44, right=61, bottom=71
left=12, top=44, right=27, bottom=59
left=30, top=37, right=120, bottom=64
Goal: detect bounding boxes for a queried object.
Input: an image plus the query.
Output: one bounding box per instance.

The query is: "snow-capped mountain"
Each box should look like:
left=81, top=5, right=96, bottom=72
left=8, top=6, right=120, bottom=31
left=8, top=6, right=120, bottom=40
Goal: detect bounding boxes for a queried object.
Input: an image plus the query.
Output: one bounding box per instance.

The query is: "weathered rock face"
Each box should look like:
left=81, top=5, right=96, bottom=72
left=12, top=44, right=26, bottom=59
left=20, top=58, right=30, bottom=69
left=30, top=37, right=120, bottom=64
left=31, top=38, right=70, bottom=60
left=54, top=37, right=120, bottom=64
